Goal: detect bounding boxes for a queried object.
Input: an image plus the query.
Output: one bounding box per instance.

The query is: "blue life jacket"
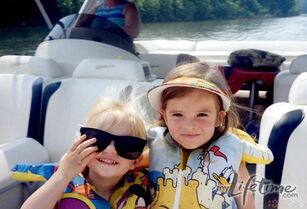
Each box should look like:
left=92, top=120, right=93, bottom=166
left=11, top=164, right=150, bottom=209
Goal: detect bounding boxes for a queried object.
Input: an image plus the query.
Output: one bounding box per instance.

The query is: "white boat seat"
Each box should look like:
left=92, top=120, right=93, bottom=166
left=35, top=39, right=141, bottom=76
left=0, top=74, right=43, bottom=144
left=0, top=55, right=63, bottom=78
left=139, top=53, right=199, bottom=79
left=139, top=54, right=177, bottom=79
left=273, top=54, right=307, bottom=103
left=40, top=77, right=154, bottom=162
left=73, top=58, right=149, bottom=81
left=256, top=72, right=307, bottom=209
left=0, top=138, right=49, bottom=209
left=0, top=57, right=58, bottom=208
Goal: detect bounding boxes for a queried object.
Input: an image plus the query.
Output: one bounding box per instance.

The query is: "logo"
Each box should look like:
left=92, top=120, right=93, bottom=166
left=95, top=64, right=115, bottom=70
left=226, top=172, right=299, bottom=206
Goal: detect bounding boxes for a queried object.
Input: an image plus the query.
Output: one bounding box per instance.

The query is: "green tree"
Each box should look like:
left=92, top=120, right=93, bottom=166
left=159, top=0, right=174, bottom=21
left=212, top=0, right=241, bottom=19
left=260, top=0, right=299, bottom=16
left=141, top=0, right=160, bottom=22
left=172, top=0, right=185, bottom=21
left=300, top=0, right=307, bottom=12
left=57, top=0, right=83, bottom=15
left=192, top=0, right=213, bottom=20
left=239, top=0, right=263, bottom=17
left=1, top=0, right=302, bottom=26
left=182, top=0, right=197, bottom=21
left=275, top=0, right=299, bottom=16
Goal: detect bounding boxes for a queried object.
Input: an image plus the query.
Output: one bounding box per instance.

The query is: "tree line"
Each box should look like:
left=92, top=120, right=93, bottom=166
left=133, top=0, right=300, bottom=22
left=0, top=0, right=302, bottom=26
left=300, top=0, right=307, bottom=13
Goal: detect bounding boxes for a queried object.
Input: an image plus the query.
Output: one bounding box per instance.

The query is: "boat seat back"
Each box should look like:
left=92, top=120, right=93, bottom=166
left=139, top=54, right=177, bottom=79
left=256, top=72, right=307, bottom=209
left=73, top=58, right=151, bottom=81
left=41, top=75, right=154, bottom=162
left=273, top=54, right=307, bottom=103
left=35, top=39, right=140, bottom=76
left=0, top=57, right=76, bottom=207
left=0, top=74, right=43, bottom=144
left=139, top=53, right=200, bottom=79
left=0, top=55, right=63, bottom=78
left=0, top=138, right=49, bottom=209
left=0, top=57, right=56, bottom=207
left=135, top=40, right=197, bottom=79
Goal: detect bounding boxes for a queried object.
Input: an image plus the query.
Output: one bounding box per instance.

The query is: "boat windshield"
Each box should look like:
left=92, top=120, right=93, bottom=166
left=44, top=13, right=136, bottom=54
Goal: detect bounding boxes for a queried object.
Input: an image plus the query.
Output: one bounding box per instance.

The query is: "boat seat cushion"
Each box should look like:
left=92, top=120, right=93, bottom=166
left=35, top=39, right=140, bottom=76
left=0, top=55, right=63, bottom=78
left=0, top=138, right=49, bottom=209
left=139, top=54, right=178, bottom=79
left=273, top=55, right=307, bottom=103
left=0, top=138, right=49, bottom=191
left=72, top=58, right=146, bottom=81
left=288, top=54, right=307, bottom=74
left=288, top=72, right=307, bottom=105
left=256, top=73, right=307, bottom=209
left=0, top=74, right=43, bottom=144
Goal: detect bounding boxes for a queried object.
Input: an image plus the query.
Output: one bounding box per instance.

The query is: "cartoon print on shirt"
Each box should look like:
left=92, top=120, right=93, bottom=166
left=201, top=147, right=235, bottom=194
left=213, top=166, right=235, bottom=194
left=113, top=171, right=151, bottom=209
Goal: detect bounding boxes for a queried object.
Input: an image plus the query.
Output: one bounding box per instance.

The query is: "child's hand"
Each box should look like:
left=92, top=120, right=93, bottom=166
left=57, top=135, right=98, bottom=181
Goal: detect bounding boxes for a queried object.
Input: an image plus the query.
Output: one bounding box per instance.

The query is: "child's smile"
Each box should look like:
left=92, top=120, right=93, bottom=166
left=97, top=157, right=119, bottom=165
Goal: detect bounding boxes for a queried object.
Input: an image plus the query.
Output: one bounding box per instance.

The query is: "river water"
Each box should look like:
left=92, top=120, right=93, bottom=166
left=1, top=14, right=307, bottom=56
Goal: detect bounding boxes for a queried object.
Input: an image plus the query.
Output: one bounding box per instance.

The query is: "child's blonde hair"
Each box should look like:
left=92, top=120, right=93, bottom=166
left=81, top=98, right=146, bottom=177
left=86, top=98, right=147, bottom=139
left=158, top=62, right=240, bottom=140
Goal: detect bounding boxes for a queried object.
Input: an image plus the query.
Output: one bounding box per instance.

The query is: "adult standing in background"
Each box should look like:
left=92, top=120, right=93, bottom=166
left=91, top=0, right=141, bottom=39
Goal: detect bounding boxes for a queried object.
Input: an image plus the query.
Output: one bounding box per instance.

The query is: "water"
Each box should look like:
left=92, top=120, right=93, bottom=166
left=1, top=14, right=307, bottom=56
left=139, top=14, right=307, bottom=41
left=0, top=27, right=49, bottom=56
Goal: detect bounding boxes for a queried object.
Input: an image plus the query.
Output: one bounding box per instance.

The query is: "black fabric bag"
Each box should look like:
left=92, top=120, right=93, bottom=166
left=228, top=49, right=286, bottom=68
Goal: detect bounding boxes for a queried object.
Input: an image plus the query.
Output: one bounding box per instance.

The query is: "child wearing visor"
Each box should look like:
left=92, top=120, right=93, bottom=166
left=147, top=62, right=274, bottom=209
left=11, top=99, right=150, bottom=209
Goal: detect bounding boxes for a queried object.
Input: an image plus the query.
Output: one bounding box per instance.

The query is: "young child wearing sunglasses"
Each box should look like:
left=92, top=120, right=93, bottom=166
left=146, top=62, right=274, bottom=209
left=11, top=99, right=150, bottom=209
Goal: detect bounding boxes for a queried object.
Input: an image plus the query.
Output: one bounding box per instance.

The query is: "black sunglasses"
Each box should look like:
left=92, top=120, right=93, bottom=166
left=80, top=127, right=147, bottom=160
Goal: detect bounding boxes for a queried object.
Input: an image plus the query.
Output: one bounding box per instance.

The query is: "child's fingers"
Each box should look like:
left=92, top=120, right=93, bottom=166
left=60, top=145, right=97, bottom=174
left=81, top=151, right=99, bottom=166
left=69, top=134, right=87, bottom=152
left=74, top=137, right=97, bottom=154
left=79, top=145, right=98, bottom=161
